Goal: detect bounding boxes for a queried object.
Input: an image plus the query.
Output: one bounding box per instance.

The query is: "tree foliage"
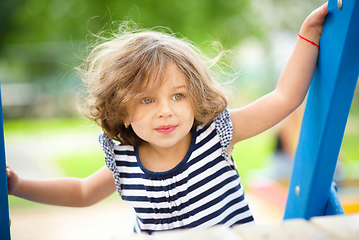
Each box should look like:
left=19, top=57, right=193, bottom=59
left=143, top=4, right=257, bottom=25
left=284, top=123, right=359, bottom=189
left=0, top=0, right=324, bottom=118
left=2, top=0, right=260, bottom=48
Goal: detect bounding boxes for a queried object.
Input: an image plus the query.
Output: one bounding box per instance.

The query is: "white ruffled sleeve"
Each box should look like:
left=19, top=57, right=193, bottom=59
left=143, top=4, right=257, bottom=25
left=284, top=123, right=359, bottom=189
left=99, top=132, right=121, bottom=194
left=214, top=108, right=238, bottom=171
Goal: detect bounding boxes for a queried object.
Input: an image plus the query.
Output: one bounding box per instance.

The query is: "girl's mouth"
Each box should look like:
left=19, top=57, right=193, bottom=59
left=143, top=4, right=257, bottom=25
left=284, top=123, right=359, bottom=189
left=155, top=125, right=177, bottom=135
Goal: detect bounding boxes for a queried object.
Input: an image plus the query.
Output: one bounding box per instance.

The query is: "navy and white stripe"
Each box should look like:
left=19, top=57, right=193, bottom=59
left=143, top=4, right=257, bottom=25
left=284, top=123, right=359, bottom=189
left=100, top=109, right=254, bottom=234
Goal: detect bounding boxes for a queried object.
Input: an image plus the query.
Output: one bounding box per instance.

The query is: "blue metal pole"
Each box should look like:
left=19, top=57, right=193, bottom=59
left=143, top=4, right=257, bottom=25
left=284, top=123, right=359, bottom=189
left=0, top=84, right=11, bottom=239
left=284, top=0, right=359, bottom=219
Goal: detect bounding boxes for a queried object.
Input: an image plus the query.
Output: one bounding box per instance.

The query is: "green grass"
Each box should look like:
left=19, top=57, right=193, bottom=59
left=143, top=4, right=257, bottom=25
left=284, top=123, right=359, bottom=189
left=56, top=151, right=105, bottom=178
left=8, top=195, right=45, bottom=209
left=232, top=131, right=276, bottom=186
left=4, top=118, right=90, bottom=134
left=342, top=135, right=359, bottom=161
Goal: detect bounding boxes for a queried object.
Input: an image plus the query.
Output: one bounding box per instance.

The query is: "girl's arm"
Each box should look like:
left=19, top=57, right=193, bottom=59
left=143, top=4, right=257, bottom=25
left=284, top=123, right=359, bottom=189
left=7, top=164, right=116, bottom=207
left=229, top=3, right=328, bottom=149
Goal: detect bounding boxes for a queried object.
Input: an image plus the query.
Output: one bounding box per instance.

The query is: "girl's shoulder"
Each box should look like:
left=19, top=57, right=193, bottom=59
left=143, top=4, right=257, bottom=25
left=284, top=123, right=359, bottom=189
left=214, top=108, right=233, bottom=147
left=99, top=132, right=135, bottom=154
left=195, top=108, right=232, bottom=156
left=99, top=132, right=114, bottom=155
left=214, top=108, right=231, bottom=126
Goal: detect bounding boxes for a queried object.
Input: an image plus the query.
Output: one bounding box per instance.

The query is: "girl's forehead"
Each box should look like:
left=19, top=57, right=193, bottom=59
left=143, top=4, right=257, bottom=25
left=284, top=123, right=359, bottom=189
left=144, top=63, right=188, bottom=91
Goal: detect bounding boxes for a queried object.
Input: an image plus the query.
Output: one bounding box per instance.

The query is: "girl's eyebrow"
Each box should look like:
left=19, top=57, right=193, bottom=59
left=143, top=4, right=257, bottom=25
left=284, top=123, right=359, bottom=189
left=172, top=85, right=186, bottom=90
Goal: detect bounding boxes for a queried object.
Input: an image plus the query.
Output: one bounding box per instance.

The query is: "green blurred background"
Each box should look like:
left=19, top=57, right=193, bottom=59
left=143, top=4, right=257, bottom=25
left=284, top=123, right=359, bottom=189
left=1, top=0, right=359, bottom=211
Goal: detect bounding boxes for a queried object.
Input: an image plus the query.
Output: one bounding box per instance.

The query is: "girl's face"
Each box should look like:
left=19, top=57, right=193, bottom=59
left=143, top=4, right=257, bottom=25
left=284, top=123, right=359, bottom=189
left=126, top=64, right=195, bottom=150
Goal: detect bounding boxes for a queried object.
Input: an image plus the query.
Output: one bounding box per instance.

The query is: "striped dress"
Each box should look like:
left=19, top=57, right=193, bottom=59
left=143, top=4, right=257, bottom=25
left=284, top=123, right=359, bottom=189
left=99, top=109, right=254, bottom=234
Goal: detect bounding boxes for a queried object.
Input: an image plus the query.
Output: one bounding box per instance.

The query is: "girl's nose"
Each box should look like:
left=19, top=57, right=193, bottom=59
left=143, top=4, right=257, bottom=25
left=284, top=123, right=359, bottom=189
left=156, top=99, right=172, bottom=118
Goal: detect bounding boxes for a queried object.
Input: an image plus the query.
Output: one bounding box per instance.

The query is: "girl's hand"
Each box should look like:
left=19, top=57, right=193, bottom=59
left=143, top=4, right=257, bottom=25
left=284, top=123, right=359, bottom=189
left=300, top=2, right=329, bottom=46
left=6, top=163, right=20, bottom=195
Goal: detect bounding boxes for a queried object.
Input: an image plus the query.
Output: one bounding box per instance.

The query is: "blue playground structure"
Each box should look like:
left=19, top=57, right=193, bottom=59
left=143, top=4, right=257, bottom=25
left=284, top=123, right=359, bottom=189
left=284, top=0, right=359, bottom=219
left=0, top=0, right=358, bottom=239
left=0, top=89, right=10, bottom=239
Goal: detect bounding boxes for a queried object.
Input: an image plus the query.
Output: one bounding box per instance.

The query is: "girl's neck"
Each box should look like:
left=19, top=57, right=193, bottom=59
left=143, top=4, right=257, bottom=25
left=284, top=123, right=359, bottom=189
left=138, top=132, right=192, bottom=172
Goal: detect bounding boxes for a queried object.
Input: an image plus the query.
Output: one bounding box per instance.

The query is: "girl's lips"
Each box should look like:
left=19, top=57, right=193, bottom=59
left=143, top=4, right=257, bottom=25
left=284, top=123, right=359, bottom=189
left=155, top=125, right=177, bottom=134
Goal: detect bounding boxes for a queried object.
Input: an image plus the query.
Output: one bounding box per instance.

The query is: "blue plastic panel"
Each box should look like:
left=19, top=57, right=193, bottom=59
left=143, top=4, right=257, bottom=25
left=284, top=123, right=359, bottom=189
left=0, top=85, right=11, bottom=239
left=284, top=0, right=359, bottom=219
left=324, top=182, right=345, bottom=215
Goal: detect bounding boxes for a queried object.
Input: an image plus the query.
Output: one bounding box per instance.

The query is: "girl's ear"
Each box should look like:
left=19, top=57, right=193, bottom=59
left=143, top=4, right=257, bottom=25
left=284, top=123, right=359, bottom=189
left=124, top=120, right=131, bottom=128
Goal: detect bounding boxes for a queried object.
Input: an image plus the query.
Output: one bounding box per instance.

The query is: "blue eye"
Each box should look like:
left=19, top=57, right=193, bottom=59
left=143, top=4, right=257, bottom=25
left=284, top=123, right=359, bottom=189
left=173, top=94, right=183, bottom=101
left=141, top=98, right=153, bottom=104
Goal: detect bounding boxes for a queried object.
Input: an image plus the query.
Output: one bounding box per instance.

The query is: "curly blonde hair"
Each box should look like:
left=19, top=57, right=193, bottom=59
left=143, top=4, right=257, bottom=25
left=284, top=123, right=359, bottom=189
left=79, top=24, right=230, bottom=146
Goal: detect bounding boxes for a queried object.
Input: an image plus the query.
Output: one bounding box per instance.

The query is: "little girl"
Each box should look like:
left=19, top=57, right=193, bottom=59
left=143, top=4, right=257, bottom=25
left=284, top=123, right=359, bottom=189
left=7, top=3, right=328, bottom=235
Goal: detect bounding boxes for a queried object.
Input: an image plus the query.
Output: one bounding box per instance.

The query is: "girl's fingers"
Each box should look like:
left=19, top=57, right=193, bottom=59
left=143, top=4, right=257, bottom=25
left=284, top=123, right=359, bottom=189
left=322, top=2, right=328, bottom=15
left=319, top=2, right=329, bottom=23
left=312, top=2, right=328, bottom=26
left=301, top=2, right=328, bottom=38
